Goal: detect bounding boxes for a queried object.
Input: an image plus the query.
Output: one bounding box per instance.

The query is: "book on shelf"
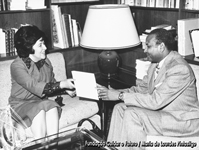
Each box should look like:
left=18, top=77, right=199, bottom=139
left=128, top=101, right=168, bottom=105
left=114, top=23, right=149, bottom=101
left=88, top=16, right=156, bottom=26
left=3, top=29, right=10, bottom=56
left=0, top=27, right=17, bottom=57
left=1, top=0, right=5, bottom=11
left=144, top=24, right=173, bottom=33
left=26, top=0, right=46, bottom=9
left=135, top=0, right=141, bottom=6
left=0, top=28, right=6, bottom=57
left=178, top=18, right=199, bottom=56
left=124, top=0, right=135, bottom=6
left=184, top=0, right=199, bottom=10
left=175, top=0, right=180, bottom=8
left=149, top=0, right=156, bottom=7
left=9, top=28, right=16, bottom=56
left=62, top=13, right=73, bottom=47
left=60, top=14, right=69, bottom=48
left=51, top=5, right=66, bottom=49
left=72, top=19, right=80, bottom=47
left=68, top=14, right=75, bottom=47
left=189, top=29, right=199, bottom=58
left=77, top=22, right=82, bottom=43
left=58, top=7, right=68, bottom=48
left=8, top=0, right=26, bottom=10
left=156, top=0, right=164, bottom=7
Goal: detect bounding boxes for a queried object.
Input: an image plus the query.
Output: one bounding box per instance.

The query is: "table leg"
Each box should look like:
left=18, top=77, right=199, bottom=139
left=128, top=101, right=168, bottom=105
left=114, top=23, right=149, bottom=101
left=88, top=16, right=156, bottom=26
left=100, top=98, right=106, bottom=140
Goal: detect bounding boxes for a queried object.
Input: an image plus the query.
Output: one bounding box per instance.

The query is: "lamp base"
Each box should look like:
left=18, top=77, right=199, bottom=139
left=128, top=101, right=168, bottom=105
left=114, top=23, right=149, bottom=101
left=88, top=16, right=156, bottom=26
left=98, top=50, right=120, bottom=80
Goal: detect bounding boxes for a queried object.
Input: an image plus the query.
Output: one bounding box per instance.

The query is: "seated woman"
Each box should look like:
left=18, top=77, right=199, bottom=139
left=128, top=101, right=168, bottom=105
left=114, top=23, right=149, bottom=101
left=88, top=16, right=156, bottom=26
left=8, top=25, right=75, bottom=143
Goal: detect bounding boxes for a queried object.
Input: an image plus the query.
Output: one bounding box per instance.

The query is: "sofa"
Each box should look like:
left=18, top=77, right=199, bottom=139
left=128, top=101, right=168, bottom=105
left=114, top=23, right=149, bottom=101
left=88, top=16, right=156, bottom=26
left=0, top=52, right=101, bottom=140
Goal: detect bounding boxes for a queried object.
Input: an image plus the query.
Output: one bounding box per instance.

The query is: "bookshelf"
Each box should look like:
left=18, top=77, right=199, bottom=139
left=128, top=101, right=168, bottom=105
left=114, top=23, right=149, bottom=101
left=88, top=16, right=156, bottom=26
left=117, top=0, right=199, bottom=35
left=1, top=0, right=199, bottom=75
left=0, top=9, right=52, bottom=47
left=0, top=0, right=101, bottom=60
left=0, top=0, right=52, bottom=59
left=0, top=9, right=52, bottom=58
left=52, top=0, right=101, bottom=30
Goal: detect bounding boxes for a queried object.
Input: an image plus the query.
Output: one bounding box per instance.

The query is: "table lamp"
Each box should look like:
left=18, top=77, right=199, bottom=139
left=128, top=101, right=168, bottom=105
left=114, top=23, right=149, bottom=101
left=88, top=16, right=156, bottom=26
left=80, top=4, right=140, bottom=80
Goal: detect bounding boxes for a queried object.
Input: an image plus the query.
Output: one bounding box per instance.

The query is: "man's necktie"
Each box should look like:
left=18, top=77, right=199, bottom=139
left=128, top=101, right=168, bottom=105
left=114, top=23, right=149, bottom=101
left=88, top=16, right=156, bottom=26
left=154, top=63, right=160, bottom=80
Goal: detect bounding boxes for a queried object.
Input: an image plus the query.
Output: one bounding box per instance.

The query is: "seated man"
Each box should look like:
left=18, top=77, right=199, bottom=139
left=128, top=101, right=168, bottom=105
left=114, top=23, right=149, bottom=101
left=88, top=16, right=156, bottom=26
left=98, top=29, right=199, bottom=150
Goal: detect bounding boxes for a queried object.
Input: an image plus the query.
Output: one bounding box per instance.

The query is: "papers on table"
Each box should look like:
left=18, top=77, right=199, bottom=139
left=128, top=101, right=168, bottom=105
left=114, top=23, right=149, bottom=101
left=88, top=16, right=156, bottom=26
left=136, top=58, right=151, bottom=80
left=144, top=24, right=173, bottom=33
left=72, top=71, right=99, bottom=100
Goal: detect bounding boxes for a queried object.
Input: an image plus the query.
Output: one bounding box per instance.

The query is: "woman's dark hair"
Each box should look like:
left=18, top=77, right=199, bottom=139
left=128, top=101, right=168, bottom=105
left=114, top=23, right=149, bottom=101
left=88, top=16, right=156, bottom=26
left=14, top=25, right=47, bottom=58
left=149, top=28, right=175, bottom=51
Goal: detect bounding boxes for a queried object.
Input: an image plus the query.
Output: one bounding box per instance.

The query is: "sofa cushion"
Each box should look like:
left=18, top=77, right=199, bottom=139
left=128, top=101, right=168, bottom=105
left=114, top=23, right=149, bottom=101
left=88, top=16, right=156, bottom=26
left=190, top=64, right=199, bottom=99
left=58, top=95, right=99, bottom=129
left=46, top=52, right=99, bottom=129
left=47, top=52, right=67, bottom=81
left=0, top=59, right=13, bottom=107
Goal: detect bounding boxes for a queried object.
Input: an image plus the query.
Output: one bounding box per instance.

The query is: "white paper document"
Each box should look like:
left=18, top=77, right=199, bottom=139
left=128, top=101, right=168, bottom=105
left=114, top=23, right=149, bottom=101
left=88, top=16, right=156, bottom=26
left=190, top=29, right=199, bottom=57
left=72, top=71, right=99, bottom=100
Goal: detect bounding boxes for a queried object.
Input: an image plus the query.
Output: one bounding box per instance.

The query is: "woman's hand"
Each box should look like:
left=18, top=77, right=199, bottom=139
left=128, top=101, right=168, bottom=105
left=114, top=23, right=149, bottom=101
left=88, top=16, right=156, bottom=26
left=97, top=84, right=120, bottom=101
left=66, top=90, right=76, bottom=97
left=60, top=79, right=75, bottom=89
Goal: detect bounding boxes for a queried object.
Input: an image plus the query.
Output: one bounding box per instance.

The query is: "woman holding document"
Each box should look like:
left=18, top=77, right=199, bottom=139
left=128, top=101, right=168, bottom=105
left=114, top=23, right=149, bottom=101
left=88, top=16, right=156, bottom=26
left=9, top=25, right=76, bottom=146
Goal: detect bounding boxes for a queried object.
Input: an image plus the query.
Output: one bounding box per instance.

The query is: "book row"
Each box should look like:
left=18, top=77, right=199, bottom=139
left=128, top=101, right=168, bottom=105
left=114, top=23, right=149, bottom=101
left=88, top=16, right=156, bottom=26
left=0, top=28, right=18, bottom=57
left=51, top=5, right=82, bottom=49
left=120, top=0, right=180, bottom=8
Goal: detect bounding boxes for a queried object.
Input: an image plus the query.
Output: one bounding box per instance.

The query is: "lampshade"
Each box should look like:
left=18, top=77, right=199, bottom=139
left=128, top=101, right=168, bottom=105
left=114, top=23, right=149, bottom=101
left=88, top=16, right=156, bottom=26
left=80, top=4, right=140, bottom=79
left=80, top=4, right=140, bottom=49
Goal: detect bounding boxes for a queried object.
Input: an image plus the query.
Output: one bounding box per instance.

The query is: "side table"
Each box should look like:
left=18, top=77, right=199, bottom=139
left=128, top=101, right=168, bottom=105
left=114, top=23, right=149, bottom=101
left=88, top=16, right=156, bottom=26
left=96, top=76, right=132, bottom=140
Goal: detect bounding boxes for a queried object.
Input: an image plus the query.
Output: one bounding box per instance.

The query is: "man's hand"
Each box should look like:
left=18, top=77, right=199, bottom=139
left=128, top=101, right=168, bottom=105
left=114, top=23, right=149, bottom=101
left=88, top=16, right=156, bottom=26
left=97, top=84, right=120, bottom=101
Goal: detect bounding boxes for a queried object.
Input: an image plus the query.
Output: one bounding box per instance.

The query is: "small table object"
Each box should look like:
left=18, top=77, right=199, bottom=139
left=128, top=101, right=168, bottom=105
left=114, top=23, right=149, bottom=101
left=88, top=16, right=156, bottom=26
left=96, top=76, right=132, bottom=140
left=22, top=128, right=118, bottom=150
